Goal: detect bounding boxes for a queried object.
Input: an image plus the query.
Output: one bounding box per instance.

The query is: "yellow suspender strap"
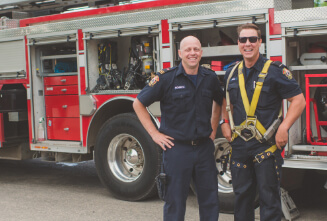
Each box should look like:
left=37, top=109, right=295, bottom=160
left=238, top=60, right=272, bottom=116
left=238, top=61, right=250, bottom=114
left=249, top=60, right=272, bottom=116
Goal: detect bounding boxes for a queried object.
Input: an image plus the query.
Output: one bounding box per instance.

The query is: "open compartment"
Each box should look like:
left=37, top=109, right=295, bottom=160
left=35, top=42, right=77, bottom=76
left=84, top=23, right=160, bottom=93
left=283, top=22, right=327, bottom=156
left=28, top=33, right=80, bottom=142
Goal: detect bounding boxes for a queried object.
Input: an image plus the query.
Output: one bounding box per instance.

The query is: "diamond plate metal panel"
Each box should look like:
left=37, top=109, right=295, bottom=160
left=0, top=0, right=274, bottom=40
left=292, top=0, right=314, bottom=9
left=0, top=28, right=25, bottom=42
left=275, top=7, right=327, bottom=24
left=273, top=0, right=292, bottom=11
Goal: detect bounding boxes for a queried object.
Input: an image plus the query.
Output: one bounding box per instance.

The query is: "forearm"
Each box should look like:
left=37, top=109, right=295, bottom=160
left=133, top=98, right=158, bottom=137
left=221, top=98, right=229, bottom=120
left=211, top=100, right=221, bottom=132
left=282, top=93, right=306, bottom=130
left=220, top=98, right=232, bottom=141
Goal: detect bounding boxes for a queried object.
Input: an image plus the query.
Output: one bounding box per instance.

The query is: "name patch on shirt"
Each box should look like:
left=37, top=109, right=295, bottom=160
left=174, top=85, right=185, bottom=90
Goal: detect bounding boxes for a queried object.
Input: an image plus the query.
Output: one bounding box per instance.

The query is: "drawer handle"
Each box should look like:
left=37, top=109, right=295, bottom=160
left=61, top=79, right=67, bottom=83
left=62, top=105, right=68, bottom=108
left=64, top=128, right=69, bottom=131
left=61, top=89, right=67, bottom=92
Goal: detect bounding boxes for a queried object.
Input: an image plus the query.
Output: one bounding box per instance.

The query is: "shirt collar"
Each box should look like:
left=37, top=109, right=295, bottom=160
left=176, top=62, right=207, bottom=76
left=252, top=53, right=266, bottom=72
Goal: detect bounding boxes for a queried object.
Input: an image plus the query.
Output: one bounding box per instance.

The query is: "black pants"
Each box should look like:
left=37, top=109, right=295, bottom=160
left=163, top=139, right=219, bottom=221
left=231, top=154, right=282, bottom=221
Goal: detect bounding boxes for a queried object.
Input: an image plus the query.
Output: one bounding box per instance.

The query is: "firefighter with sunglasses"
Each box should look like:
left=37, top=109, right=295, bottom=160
left=221, top=23, right=305, bottom=221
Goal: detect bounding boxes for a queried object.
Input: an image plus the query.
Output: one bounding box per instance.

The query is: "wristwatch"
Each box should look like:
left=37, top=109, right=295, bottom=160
left=219, top=119, right=229, bottom=126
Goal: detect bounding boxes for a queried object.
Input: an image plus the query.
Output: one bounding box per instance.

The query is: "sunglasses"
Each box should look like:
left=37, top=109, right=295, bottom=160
left=238, top=36, right=260, bottom=44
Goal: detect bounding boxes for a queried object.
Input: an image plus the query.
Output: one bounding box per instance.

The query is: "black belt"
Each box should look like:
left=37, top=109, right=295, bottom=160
left=177, top=138, right=209, bottom=146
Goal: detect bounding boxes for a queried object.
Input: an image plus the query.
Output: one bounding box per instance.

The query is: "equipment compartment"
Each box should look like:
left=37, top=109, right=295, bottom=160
left=86, top=33, right=159, bottom=93
left=35, top=43, right=77, bottom=76
left=282, top=18, right=327, bottom=157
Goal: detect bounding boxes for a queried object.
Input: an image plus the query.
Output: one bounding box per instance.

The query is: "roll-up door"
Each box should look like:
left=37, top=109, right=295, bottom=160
left=284, top=21, right=327, bottom=37
left=84, top=21, right=160, bottom=40
left=0, top=39, right=26, bottom=78
left=169, top=10, right=267, bottom=32
left=27, top=31, right=77, bottom=46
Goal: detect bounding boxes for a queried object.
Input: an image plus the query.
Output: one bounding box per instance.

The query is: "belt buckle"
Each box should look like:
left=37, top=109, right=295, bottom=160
left=191, top=140, right=198, bottom=146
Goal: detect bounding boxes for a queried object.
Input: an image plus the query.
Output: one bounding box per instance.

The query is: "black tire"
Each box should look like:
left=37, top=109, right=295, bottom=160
left=94, top=113, right=161, bottom=201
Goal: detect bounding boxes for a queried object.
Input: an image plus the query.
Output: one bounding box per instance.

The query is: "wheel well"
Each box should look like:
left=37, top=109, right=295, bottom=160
left=87, top=98, right=134, bottom=150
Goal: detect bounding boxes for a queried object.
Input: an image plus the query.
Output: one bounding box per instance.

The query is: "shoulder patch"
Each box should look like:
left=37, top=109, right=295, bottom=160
left=158, top=66, right=177, bottom=75
left=149, top=75, right=159, bottom=87
left=201, top=64, right=215, bottom=72
left=282, top=68, right=293, bottom=80
left=225, top=61, right=240, bottom=70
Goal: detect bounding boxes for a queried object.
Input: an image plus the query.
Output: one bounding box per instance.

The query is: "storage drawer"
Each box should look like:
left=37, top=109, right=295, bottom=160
left=47, top=117, right=80, bottom=141
left=45, top=95, right=79, bottom=118
left=44, top=85, right=78, bottom=95
left=44, top=75, right=78, bottom=86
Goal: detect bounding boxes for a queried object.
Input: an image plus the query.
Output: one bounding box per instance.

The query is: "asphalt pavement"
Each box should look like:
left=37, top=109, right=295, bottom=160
left=0, top=159, right=326, bottom=221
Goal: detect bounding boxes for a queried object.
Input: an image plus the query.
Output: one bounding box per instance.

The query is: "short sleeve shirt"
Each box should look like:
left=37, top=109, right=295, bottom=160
left=137, top=63, right=224, bottom=141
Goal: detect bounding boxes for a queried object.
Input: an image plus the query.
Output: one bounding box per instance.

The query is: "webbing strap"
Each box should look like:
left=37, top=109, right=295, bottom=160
left=227, top=60, right=274, bottom=141
left=225, top=63, right=240, bottom=133
left=253, top=144, right=278, bottom=163
left=238, top=60, right=272, bottom=116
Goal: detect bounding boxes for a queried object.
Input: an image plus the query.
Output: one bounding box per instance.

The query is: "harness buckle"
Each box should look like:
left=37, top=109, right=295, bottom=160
left=234, top=116, right=263, bottom=142
left=254, top=153, right=265, bottom=164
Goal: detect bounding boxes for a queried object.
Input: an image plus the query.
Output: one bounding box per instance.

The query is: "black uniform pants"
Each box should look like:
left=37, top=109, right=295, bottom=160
left=163, top=138, right=219, bottom=221
left=231, top=154, right=282, bottom=221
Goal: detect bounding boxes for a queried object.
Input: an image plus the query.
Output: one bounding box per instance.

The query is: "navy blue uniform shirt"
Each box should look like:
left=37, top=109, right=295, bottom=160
left=224, top=54, right=302, bottom=157
left=137, top=62, right=224, bottom=141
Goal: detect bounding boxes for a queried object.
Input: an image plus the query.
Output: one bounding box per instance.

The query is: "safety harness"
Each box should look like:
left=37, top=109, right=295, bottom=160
left=224, top=60, right=284, bottom=164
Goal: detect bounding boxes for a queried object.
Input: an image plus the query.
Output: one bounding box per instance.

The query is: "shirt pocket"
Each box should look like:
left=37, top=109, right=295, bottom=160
left=227, top=82, right=239, bottom=105
left=256, top=85, right=271, bottom=108
left=201, top=89, right=213, bottom=108
left=172, top=91, right=191, bottom=113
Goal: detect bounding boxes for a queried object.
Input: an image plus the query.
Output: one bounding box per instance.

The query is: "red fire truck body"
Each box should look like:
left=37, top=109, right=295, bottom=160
left=0, top=0, right=326, bottom=213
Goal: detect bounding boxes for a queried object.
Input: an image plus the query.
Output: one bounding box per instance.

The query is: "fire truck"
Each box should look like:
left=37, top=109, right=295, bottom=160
left=0, top=0, right=326, bottom=215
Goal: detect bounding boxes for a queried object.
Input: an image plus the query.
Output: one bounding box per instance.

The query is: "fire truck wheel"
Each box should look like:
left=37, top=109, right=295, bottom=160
left=213, top=138, right=235, bottom=213
left=94, top=113, right=160, bottom=201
